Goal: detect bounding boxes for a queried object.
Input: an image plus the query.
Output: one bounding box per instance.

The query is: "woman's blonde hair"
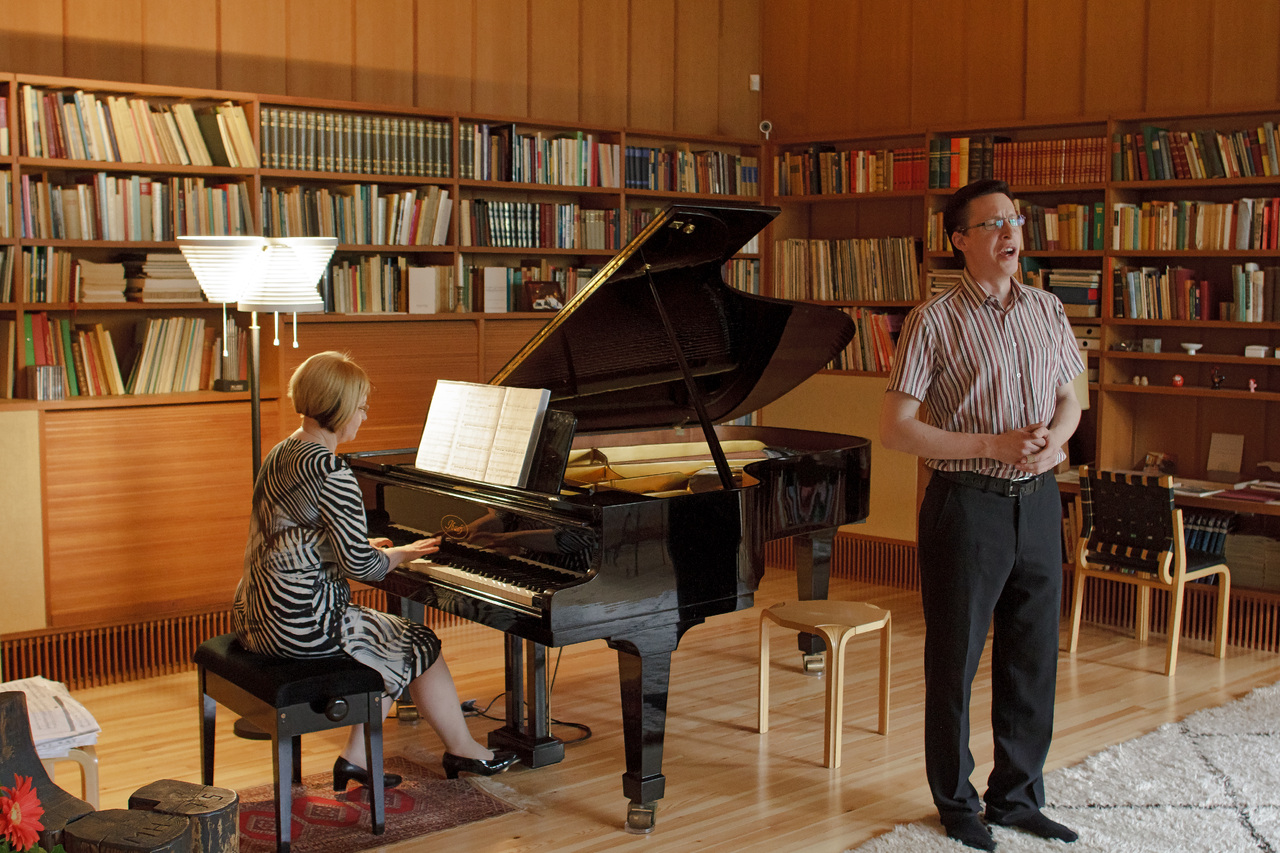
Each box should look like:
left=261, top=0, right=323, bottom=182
left=288, top=351, right=370, bottom=432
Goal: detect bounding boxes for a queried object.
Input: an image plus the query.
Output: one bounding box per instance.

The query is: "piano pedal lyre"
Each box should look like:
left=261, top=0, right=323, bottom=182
left=624, top=802, right=657, bottom=834
left=801, top=652, right=826, bottom=674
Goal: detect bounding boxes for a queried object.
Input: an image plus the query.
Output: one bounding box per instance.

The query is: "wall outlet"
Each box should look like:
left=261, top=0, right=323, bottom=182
left=749, top=74, right=761, bottom=91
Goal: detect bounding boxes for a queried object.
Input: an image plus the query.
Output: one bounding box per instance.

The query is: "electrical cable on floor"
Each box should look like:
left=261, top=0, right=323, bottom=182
left=459, top=646, right=592, bottom=745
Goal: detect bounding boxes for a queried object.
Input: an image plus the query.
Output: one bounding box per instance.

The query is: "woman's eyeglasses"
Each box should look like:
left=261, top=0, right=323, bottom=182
left=955, top=214, right=1026, bottom=233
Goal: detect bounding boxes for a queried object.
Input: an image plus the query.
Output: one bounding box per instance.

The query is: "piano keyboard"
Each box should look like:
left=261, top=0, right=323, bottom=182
left=390, top=525, right=588, bottom=611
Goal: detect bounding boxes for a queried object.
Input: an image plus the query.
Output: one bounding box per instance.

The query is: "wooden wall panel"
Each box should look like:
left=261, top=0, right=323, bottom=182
left=530, top=0, right=582, bottom=122
left=1145, top=0, right=1212, bottom=114
left=673, top=0, right=720, bottom=136
left=1083, top=0, right=1146, bottom=116
left=64, top=0, right=142, bottom=83
left=760, top=0, right=810, bottom=137
left=141, top=0, right=217, bottom=89
left=42, top=403, right=267, bottom=627
left=482, top=319, right=551, bottom=380
left=853, top=0, right=913, bottom=132
left=274, top=320, right=482, bottom=451
left=219, top=0, right=287, bottom=95
left=472, top=0, right=529, bottom=117
left=1, top=411, right=45, bottom=631
left=286, top=0, right=354, bottom=101
left=1026, top=0, right=1085, bottom=120
left=629, top=0, right=675, bottom=130
left=579, top=0, right=627, bottom=126
left=415, top=0, right=473, bottom=113
left=1209, top=0, right=1280, bottom=108
left=354, top=0, right=416, bottom=106
left=0, top=0, right=65, bottom=76
left=716, top=0, right=761, bottom=138
left=802, top=0, right=858, bottom=137
left=962, top=0, right=1024, bottom=124
left=909, top=0, right=966, bottom=127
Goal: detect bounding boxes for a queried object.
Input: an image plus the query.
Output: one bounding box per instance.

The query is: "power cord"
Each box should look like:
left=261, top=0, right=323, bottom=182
left=458, top=647, right=592, bottom=744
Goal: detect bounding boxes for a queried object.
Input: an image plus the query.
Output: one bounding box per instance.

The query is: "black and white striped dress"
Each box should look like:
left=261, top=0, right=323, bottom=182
left=233, top=437, right=440, bottom=697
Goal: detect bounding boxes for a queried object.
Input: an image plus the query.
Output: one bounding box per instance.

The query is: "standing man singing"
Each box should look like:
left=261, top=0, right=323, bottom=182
left=880, top=179, right=1084, bottom=851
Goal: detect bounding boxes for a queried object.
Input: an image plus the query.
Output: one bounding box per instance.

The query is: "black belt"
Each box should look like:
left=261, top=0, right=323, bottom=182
left=932, top=469, right=1053, bottom=498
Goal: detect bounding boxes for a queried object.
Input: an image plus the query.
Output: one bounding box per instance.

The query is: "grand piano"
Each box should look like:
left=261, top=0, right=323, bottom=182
left=349, top=203, right=871, bottom=832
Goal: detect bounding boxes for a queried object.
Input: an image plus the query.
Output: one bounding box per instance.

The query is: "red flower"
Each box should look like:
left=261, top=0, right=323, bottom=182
left=0, top=775, right=45, bottom=852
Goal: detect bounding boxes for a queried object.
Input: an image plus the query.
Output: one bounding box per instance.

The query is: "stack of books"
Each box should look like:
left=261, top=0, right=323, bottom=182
left=125, top=253, right=203, bottom=302
left=76, top=258, right=127, bottom=302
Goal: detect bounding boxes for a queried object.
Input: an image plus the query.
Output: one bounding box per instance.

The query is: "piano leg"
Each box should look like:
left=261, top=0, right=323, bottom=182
left=794, top=530, right=834, bottom=673
left=610, top=628, right=679, bottom=834
left=487, top=634, right=565, bottom=768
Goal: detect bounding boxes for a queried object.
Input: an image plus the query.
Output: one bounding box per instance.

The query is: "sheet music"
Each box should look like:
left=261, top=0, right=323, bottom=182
left=415, top=380, right=551, bottom=487
left=0, top=675, right=101, bottom=757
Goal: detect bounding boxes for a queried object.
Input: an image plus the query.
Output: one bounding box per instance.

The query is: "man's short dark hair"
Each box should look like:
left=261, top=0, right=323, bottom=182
left=943, top=179, right=1014, bottom=262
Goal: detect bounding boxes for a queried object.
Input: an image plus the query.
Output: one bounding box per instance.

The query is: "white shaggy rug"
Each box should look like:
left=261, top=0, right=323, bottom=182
left=851, top=681, right=1280, bottom=852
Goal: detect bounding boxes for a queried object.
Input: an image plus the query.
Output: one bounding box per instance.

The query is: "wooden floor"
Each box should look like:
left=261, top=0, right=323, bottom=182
left=57, top=570, right=1280, bottom=853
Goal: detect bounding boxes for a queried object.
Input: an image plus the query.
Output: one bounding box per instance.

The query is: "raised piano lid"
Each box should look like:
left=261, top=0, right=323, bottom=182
left=489, top=203, right=856, bottom=434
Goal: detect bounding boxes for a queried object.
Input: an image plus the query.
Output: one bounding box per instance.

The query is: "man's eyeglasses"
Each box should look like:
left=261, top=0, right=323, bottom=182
left=955, top=214, right=1026, bottom=233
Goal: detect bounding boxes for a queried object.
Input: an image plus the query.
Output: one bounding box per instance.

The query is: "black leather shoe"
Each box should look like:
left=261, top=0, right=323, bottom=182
left=332, top=756, right=403, bottom=791
left=442, top=750, right=519, bottom=780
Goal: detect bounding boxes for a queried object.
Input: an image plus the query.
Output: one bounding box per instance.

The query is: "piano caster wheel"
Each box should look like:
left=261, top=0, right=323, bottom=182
left=801, top=652, right=825, bottom=675
left=624, top=802, right=657, bottom=834
left=394, top=699, right=419, bottom=722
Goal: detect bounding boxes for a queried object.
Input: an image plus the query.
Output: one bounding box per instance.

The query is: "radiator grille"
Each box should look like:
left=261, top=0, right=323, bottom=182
left=5, top=535, right=1278, bottom=688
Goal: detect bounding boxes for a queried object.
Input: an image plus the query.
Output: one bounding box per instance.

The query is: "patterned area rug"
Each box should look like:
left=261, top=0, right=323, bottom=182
left=851, top=680, right=1280, bottom=852
left=237, top=755, right=519, bottom=853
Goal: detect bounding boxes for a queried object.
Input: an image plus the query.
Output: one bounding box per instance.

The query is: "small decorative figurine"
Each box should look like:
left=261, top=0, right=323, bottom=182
left=1172, top=374, right=1184, bottom=387
left=1211, top=366, right=1225, bottom=389
left=1140, top=376, right=1149, bottom=386
left=1249, top=378, right=1258, bottom=392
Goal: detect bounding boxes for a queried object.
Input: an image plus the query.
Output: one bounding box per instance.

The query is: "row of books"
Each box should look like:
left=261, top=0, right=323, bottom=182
left=21, top=312, right=126, bottom=398
left=722, top=258, right=761, bottom=294
left=16, top=247, right=74, bottom=303
left=327, top=255, right=411, bottom=314
left=826, top=308, right=902, bottom=372
left=1114, top=124, right=1280, bottom=182
left=1018, top=200, right=1106, bottom=251
left=1112, top=197, right=1280, bottom=252
left=1112, top=263, right=1279, bottom=322
left=260, top=107, right=452, bottom=177
left=773, top=236, right=920, bottom=302
left=19, top=85, right=257, bottom=168
left=127, top=315, right=210, bottom=393
left=928, top=135, right=1109, bottom=188
left=261, top=184, right=452, bottom=246
left=458, top=199, right=621, bottom=250
left=0, top=95, right=8, bottom=156
left=458, top=122, right=620, bottom=187
left=0, top=247, right=13, bottom=302
left=773, top=146, right=927, bottom=196
left=0, top=172, right=9, bottom=238
left=20, top=173, right=254, bottom=242
left=623, top=145, right=760, bottom=196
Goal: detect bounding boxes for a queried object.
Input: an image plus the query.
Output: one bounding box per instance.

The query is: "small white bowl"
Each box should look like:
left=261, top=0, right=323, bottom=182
left=1180, top=343, right=1203, bottom=355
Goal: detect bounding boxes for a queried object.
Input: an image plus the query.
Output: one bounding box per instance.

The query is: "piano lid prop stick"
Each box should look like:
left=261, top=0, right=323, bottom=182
left=641, top=256, right=735, bottom=491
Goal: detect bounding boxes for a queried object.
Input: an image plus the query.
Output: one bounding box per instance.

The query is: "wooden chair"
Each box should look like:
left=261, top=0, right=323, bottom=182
left=1067, top=466, right=1231, bottom=676
left=0, top=691, right=95, bottom=850
left=757, top=600, right=890, bottom=769
left=194, top=633, right=388, bottom=853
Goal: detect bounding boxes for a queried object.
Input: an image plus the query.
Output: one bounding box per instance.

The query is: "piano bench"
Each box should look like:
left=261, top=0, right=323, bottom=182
left=757, top=600, right=891, bottom=769
left=193, top=633, right=388, bottom=853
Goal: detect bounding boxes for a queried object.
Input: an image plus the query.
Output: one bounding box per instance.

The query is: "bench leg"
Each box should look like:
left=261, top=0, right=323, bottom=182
left=274, top=736, right=293, bottom=853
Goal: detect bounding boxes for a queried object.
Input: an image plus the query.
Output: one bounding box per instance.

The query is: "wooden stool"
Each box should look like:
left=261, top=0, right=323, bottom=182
left=63, top=809, right=192, bottom=853
left=758, top=600, right=890, bottom=768
left=129, top=780, right=238, bottom=853
left=194, top=633, right=387, bottom=853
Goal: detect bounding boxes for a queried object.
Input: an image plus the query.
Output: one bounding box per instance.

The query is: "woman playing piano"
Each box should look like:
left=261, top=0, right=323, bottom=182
left=232, top=350, right=519, bottom=788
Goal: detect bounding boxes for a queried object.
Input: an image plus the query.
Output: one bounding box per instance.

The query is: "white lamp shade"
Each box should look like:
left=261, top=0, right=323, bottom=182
left=238, top=237, right=337, bottom=313
left=177, top=236, right=269, bottom=304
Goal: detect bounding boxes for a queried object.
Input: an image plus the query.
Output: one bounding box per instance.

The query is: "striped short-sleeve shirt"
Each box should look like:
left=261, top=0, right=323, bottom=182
left=885, top=269, right=1085, bottom=478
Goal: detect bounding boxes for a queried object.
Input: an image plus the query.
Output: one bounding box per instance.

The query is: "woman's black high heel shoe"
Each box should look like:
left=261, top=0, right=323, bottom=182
left=333, top=756, right=403, bottom=791
left=442, top=750, right=519, bottom=780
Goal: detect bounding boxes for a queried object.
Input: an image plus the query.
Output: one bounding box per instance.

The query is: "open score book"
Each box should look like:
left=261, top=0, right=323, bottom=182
left=414, top=379, right=552, bottom=488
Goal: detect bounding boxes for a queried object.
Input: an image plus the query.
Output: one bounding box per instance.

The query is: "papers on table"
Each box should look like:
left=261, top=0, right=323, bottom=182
left=0, top=675, right=101, bottom=758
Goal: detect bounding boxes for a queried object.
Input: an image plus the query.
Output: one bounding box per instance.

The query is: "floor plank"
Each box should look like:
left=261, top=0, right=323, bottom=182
left=52, top=570, right=1280, bottom=852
